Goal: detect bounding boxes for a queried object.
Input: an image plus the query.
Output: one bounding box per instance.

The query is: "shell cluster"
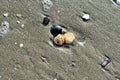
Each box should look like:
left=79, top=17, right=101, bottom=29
left=53, top=32, right=75, bottom=46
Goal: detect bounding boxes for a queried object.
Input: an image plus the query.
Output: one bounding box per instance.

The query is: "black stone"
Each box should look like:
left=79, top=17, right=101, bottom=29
left=42, top=16, right=50, bottom=26
left=50, top=26, right=62, bottom=37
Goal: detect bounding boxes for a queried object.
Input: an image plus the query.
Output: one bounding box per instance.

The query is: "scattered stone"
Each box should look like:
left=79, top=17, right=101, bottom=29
left=50, top=26, right=62, bottom=37
left=54, top=34, right=65, bottom=46
left=82, top=13, right=90, bottom=21
left=63, top=32, right=75, bottom=44
left=3, top=13, right=8, bottom=17
left=16, top=14, right=22, bottom=18
left=101, top=55, right=111, bottom=68
left=19, top=43, right=24, bottom=48
left=42, top=0, right=53, bottom=11
left=42, top=16, right=50, bottom=26
left=0, top=21, right=9, bottom=37
left=16, top=21, right=20, bottom=24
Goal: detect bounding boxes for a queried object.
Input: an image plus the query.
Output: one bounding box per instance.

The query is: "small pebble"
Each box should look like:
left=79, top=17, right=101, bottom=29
left=16, top=14, right=22, bottom=18
left=21, top=24, right=24, bottom=28
left=16, top=21, right=20, bottom=24
left=42, top=16, right=50, bottom=26
left=3, top=13, right=8, bottom=17
left=82, top=14, right=90, bottom=21
left=19, top=43, right=24, bottom=48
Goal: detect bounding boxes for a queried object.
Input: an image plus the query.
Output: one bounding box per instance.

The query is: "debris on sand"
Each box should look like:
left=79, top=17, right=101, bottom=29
left=3, top=13, right=8, bottom=17
left=82, top=13, right=90, bottom=21
left=16, top=13, right=22, bottom=18
left=19, top=43, right=24, bottom=48
left=21, top=24, right=25, bottom=28
left=42, top=16, right=50, bottom=26
left=0, top=21, right=9, bottom=37
left=63, top=32, right=75, bottom=44
left=101, top=55, right=111, bottom=68
left=54, top=34, right=65, bottom=46
left=42, top=0, right=53, bottom=11
left=50, top=26, right=63, bottom=37
left=16, top=21, right=21, bottom=24
left=53, top=72, right=58, bottom=80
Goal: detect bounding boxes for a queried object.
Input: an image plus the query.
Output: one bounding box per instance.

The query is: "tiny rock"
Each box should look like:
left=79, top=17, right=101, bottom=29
left=16, top=21, right=20, bottom=24
left=16, top=14, right=22, bottom=18
left=21, top=24, right=24, bottom=28
left=19, top=43, right=24, bottom=48
left=3, top=13, right=8, bottom=17
left=82, top=14, right=90, bottom=21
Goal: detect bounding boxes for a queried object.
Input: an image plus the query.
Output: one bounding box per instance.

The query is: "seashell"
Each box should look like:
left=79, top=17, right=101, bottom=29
left=82, top=14, right=90, bottom=21
left=16, top=14, right=22, bottom=18
left=42, top=16, right=50, bottom=26
left=63, top=32, right=75, bottom=44
left=50, top=26, right=62, bottom=37
left=54, top=34, right=65, bottom=46
left=3, top=13, right=8, bottom=17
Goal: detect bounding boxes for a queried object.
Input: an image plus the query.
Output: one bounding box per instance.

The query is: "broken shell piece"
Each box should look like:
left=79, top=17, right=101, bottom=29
left=42, top=16, right=50, bottom=26
left=63, top=32, right=75, bottom=44
left=19, top=43, right=24, bottom=48
left=21, top=24, right=24, bottom=28
left=3, top=13, right=8, bottom=17
left=82, top=14, right=90, bottom=21
left=16, top=21, right=20, bottom=24
left=16, top=14, right=22, bottom=18
left=54, top=34, right=65, bottom=46
left=101, top=56, right=111, bottom=68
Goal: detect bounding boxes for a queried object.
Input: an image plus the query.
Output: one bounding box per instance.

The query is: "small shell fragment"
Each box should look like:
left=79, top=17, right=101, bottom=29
left=3, top=13, right=8, bottom=17
left=16, top=21, right=20, bottom=24
left=82, top=14, right=90, bottom=21
left=16, top=14, right=22, bottom=18
left=21, top=24, right=24, bottom=28
left=19, top=43, right=24, bottom=48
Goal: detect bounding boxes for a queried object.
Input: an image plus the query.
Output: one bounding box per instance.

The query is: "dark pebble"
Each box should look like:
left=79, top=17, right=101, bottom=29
left=50, top=26, right=62, bottom=37
left=42, top=16, right=50, bottom=26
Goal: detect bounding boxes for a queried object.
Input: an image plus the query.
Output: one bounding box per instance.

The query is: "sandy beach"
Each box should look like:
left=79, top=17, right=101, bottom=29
left=0, top=0, right=120, bottom=80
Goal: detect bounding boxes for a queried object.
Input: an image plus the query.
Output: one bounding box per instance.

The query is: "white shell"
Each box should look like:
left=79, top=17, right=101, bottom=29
left=19, top=43, right=24, bottom=48
left=82, top=14, right=90, bottom=20
left=3, top=13, right=8, bottom=17
left=16, top=21, right=20, bottom=24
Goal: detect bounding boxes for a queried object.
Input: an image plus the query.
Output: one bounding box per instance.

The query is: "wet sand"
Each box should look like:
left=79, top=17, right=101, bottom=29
left=0, top=0, right=120, bottom=80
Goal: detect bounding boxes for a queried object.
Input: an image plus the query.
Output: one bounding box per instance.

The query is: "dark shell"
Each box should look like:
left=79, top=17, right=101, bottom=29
left=50, top=26, right=62, bottom=37
left=42, top=16, right=50, bottom=26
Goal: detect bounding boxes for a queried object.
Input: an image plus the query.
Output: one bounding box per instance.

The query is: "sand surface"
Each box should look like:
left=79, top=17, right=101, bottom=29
left=0, top=0, right=120, bottom=80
